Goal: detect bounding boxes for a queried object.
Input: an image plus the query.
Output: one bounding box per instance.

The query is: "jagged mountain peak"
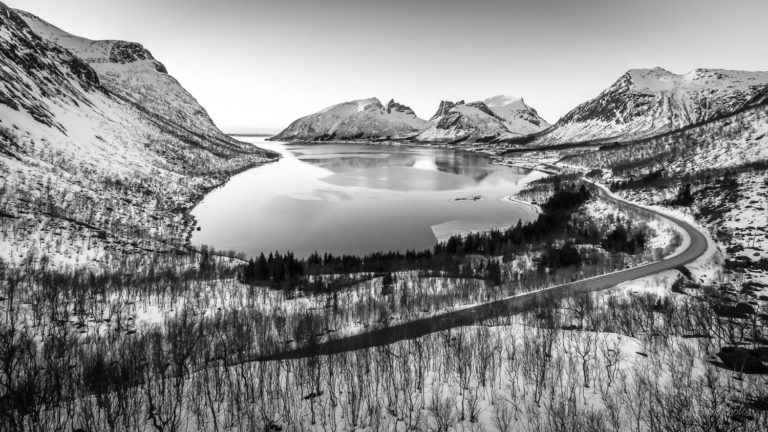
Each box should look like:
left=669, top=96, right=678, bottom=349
left=416, top=96, right=549, bottom=143
left=386, top=99, right=417, bottom=116
left=431, top=100, right=464, bottom=120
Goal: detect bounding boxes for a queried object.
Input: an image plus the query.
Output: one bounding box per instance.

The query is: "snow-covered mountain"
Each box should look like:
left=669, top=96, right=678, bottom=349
left=484, top=95, right=550, bottom=135
left=274, top=95, right=548, bottom=144
left=416, top=96, right=549, bottom=143
left=15, top=9, right=234, bottom=144
left=535, top=67, right=768, bottom=145
left=431, top=100, right=462, bottom=120
left=0, top=2, right=272, bottom=267
left=271, top=98, right=428, bottom=141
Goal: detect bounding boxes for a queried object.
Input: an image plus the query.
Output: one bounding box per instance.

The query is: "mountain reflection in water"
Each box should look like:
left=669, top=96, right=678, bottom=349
left=191, top=138, right=543, bottom=258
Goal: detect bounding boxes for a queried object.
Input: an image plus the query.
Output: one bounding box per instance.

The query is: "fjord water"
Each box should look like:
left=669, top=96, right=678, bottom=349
left=191, top=137, right=541, bottom=258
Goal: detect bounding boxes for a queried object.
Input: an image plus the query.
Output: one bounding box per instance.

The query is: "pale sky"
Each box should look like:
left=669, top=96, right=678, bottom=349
left=8, top=0, right=768, bottom=133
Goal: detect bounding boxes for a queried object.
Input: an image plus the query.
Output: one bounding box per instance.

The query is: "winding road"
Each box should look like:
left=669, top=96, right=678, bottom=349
left=259, top=182, right=709, bottom=361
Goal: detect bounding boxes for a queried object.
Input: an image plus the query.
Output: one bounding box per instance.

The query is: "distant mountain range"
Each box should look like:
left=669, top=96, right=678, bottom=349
left=271, top=96, right=549, bottom=143
left=274, top=67, right=768, bottom=147
left=417, top=96, right=549, bottom=143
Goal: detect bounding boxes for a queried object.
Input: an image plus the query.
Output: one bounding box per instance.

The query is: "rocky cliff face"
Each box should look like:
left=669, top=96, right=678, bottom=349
left=386, top=99, right=416, bottom=115
left=534, top=67, right=768, bottom=145
left=108, top=41, right=166, bottom=71
left=430, top=100, right=464, bottom=120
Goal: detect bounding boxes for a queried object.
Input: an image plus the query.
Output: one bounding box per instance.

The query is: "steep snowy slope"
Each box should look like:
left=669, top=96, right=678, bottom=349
left=416, top=97, right=548, bottom=143
left=484, top=95, right=550, bottom=135
left=271, top=98, right=428, bottom=141
left=534, top=67, right=768, bottom=146
left=15, top=9, right=241, bottom=147
left=0, top=2, right=272, bottom=268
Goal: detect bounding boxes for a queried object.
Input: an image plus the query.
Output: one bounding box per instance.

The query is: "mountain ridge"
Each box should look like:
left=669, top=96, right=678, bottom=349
left=529, top=67, right=768, bottom=146
left=14, top=8, right=241, bottom=146
left=273, top=95, right=549, bottom=143
left=270, top=97, right=428, bottom=141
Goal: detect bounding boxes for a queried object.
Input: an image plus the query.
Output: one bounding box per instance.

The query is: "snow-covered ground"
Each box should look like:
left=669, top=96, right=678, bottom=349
left=612, top=171, right=765, bottom=287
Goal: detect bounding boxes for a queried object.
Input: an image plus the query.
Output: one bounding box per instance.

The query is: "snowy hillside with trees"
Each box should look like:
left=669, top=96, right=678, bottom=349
left=0, top=2, right=275, bottom=268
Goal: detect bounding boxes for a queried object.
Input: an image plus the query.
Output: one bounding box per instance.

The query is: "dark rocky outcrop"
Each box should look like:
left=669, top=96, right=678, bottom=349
left=431, top=100, right=464, bottom=120
left=108, top=41, right=168, bottom=73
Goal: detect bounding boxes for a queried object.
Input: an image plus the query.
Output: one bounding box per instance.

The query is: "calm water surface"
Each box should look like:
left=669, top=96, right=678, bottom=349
left=191, top=137, right=542, bottom=258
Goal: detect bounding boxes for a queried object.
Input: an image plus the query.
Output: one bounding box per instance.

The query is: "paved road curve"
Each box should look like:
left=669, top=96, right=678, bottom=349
left=259, top=183, right=709, bottom=361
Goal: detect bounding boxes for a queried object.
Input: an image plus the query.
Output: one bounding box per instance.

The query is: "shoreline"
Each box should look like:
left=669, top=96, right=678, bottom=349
left=268, top=137, right=501, bottom=155
left=432, top=166, right=549, bottom=241
left=183, top=153, right=281, bottom=251
left=500, top=194, right=541, bottom=214
left=192, top=137, right=554, bottom=253
left=259, top=177, right=712, bottom=361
